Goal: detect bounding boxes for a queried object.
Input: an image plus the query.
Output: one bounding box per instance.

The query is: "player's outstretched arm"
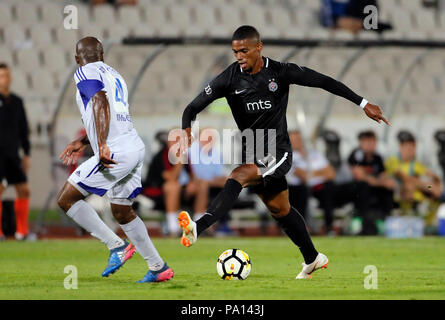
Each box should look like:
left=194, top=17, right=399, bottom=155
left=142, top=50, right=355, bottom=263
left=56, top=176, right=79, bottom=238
left=92, top=91, right=117, bottom=168
left=181, top=70, right=230, bottom=151
left=285, top=64, right=389, bottom=125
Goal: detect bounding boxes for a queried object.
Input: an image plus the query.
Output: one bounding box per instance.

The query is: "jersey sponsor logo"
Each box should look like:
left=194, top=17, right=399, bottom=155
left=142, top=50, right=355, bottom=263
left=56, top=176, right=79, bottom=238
left=204, top=84, right=212, bottom=95
left=268, top=79, right=278, bottom=92
left=75, top=170, right=81, bottom=177
left=235, top=89, right=246, bottom=94
left=116, top=113, right=132, bottom=122
left=245, top=99, right=272, bottom=112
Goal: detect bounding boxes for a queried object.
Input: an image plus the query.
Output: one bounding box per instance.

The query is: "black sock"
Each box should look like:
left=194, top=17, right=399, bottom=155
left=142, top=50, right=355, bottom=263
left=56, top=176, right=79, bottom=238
left=273, top=206, right=318, bottom=264
left=196, top=179, right=243, bottom=235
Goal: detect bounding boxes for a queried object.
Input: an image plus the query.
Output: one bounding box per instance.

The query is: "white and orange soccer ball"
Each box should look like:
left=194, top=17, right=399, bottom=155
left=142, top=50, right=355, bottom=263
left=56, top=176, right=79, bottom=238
left=216, top=249, right=251, bottom=280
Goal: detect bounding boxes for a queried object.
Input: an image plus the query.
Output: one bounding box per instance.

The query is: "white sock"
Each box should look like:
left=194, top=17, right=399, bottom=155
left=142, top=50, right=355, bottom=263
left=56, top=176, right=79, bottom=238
left=66, top=200, right=124, bottom=250
left=120, top=216, right=164, bottom=271
left=167, top=212, right=180, bottom=233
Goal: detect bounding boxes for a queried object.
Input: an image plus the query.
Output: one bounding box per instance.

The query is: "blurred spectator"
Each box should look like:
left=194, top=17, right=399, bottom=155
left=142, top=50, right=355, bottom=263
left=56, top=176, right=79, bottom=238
left=287, top=130, right=378, bottom=235
left=287, top=131, right=336, bottom=234
left=0, top=63, right=32, bottom=241
left=385, top=131, right=443, bottom=217
left=190, top=128, right=233, bottom=236
left=143, top=129, right=209, bottom=236
left=348, top=130, right=395, bottom=233
left=320, top=0, right=392, bottom=34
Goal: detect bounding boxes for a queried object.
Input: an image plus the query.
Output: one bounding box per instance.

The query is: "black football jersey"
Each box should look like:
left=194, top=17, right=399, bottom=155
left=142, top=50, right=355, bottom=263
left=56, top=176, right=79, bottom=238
left=183, top=57, right=363, bottom=155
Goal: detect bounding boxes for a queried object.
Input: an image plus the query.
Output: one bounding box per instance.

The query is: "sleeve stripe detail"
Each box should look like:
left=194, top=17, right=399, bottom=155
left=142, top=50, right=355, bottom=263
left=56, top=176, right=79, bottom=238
left=75, top=69, right=82, bottom=82
left=80, top=67, right=87, bottom=80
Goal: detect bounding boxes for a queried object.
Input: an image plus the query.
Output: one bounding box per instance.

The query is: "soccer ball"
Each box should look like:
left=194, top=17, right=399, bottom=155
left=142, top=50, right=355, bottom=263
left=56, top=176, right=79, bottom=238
left=216, top=249, right=251, bottom=280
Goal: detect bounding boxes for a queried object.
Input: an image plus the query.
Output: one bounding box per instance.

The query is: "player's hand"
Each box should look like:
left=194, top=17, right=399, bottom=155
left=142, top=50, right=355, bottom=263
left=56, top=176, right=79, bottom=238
left=98, top=143, right=117, bottom=169
left=364, top=103, right=390, bottom=125
left=59, top=139, right=86, bottom=166
left=176, top=127, right=194, bottom=158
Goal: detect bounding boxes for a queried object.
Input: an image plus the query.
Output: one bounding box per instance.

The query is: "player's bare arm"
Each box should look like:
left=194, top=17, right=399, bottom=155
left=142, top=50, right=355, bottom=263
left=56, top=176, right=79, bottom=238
left=92, top=90, right=117, bottom=168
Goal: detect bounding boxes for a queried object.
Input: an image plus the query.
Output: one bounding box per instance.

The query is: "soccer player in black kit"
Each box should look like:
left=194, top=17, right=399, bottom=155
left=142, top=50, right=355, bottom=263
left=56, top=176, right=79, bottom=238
left=178, top=26, right=389, bottom=279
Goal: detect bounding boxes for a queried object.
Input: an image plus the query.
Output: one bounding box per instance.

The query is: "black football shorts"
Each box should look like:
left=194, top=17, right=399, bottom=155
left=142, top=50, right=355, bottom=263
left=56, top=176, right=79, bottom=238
left=0, top=153, right=27, bottom=185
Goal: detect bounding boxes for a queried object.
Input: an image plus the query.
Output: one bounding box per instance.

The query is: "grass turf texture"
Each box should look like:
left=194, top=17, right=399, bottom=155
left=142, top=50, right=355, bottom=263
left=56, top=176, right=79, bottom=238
left=0, top=237, right=444, bottom=300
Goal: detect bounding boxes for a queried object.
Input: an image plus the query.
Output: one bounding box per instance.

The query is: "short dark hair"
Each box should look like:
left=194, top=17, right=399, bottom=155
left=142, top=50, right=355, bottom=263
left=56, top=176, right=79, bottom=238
left=232, top=25, right=260, bottom=41
left=0, top=62, right=9, bottom=69
left=358, top=130, right=376, bottom=140
left=397, top=130, right=416, bottom=143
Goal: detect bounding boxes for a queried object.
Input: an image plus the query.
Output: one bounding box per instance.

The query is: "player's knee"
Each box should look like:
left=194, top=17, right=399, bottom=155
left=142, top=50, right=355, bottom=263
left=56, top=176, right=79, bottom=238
left=57, top=193, right=71, bottom=212
left=229, top=165, right=257, bottom=187
left=112, top=209, right=136, bottom=224
left=267, top=202, right=290, bottom=218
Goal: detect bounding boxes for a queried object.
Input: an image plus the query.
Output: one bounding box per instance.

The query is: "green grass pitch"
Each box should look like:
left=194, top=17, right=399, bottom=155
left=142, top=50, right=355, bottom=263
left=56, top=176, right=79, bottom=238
left=1, top=237, right=444, bottom=300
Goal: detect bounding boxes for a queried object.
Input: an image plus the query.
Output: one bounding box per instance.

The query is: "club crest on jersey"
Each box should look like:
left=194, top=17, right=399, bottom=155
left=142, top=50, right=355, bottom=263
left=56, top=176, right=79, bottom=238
left=204, top=84, right=212, bottom=95
left=268, top=79, right=278, bottom=92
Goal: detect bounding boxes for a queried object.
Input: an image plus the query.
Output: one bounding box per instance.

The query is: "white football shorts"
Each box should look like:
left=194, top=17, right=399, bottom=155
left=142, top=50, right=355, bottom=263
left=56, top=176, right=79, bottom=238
left=68, top=148, right=144, bottom=206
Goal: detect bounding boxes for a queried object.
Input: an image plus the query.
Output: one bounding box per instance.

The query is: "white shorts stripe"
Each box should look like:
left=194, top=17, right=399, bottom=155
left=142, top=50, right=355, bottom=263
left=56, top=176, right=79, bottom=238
left=262, top=152, right=288, bottom=177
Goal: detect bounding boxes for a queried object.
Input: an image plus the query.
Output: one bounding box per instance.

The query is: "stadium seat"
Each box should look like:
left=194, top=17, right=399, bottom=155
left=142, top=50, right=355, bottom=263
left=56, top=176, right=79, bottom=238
left=130, top=24, right=157, bottom=37
left=79, top=24, right=106, bottom=42
left=10, top=69, right=29, bottom=93
left=168, top=5, right=193, bottom=29
left=118, top=6, right=143, bottom=27
left=3, top=24, right=29, bottom=48
left=92, top=4, right=117, bottom=27
left=42, top=46, right=69, bottom=74
left=13, top=2, right=40, bottom=25
left=0, top=3, right=14, bottom=27
left=144, top=5, right=168, bottom=27
left=192, top=5, right=218, bottom=29
left=294, top=9, right=321, bottom=29
left=55, top=28, right=80, bottom=51
left=0, top=48, right=14, bottom=66
left=260, top=25, right=281, bottom=38
left=414, top=10, right=438, bottom=31
left=16, top=49, right=42, bottom=73
left=207, top=24, right=231, bottom=37
left=305, top=28, right=331, bottom=40
left=29, top=24, right=54, bottom=49
left=268, top=7, right=294, bottom=30
left=215, top=4, right=243, bottom=28
left=357, top=31, right=380, bottom=40
left=404, top=30, right=431, bottom=40
left=40, top=2, right=64, bottom=26
left=157, top=24, right=182, bottom=37
left=281, top=26, right=306, bottom=39
left=241, top=4, right=268, bottom=26
left=390, top=10, right=414, bottom=31
left=184, top=25, right=206, bottom=37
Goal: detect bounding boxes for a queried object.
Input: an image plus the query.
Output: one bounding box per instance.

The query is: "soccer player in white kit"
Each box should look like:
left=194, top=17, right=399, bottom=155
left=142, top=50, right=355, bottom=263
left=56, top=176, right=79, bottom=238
left=57, top=37, right=174, bottom=283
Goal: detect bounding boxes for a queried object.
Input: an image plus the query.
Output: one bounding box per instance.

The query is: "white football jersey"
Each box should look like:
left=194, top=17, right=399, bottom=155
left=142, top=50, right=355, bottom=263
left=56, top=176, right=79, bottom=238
left=74, top=61, right=144, bottom=155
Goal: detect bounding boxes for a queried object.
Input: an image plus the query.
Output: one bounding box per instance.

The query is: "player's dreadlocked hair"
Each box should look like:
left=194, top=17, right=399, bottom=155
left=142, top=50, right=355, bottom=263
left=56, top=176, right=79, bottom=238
left=232, top=25, right=261, bottom=42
